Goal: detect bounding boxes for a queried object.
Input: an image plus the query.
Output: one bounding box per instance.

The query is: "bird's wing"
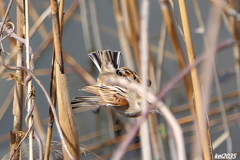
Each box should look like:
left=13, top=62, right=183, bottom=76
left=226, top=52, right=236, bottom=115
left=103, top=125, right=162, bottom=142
left=82, top=85, right=129, bottom=107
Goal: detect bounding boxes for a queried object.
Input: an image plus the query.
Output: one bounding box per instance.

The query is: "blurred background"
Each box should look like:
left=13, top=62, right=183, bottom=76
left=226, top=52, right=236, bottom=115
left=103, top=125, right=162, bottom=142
left=0, top=0, right=240, bottom=159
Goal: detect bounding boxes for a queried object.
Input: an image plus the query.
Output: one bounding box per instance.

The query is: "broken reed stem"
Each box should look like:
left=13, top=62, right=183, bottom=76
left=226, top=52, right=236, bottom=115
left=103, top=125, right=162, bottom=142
left=178, top=0, right=213, bottom=159
left=50, top=0, right=80, bottom=159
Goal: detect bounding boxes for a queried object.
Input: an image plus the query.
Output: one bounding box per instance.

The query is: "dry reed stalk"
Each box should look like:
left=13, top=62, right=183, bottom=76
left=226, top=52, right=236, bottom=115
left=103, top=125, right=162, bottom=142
left=139, top=0, right=152, bottom=159
left=10, top=0, right=25, bottom=159
left=98, top=22, right=176, bottom=61
left=192, top=0, right=205, bottom=33
left=80, top=0, right=92, bottom=52
left=50, top=0, right=80, bottom=159
left=209, top=0, right=240, bottom=20
left=212, top=63, right=232, bottom=152
left=194, top=2, right=231, bottom=154
left=210, top=1, right=238, bottom=153
left=63, top=51, right=96, bottom=85
left=212, top=132, right=230, bottom=150
left=229, top=0, right=240, bottom=104
left=34, top=0, right=80, bottom=62
left=126, top=0, right=140, bottom=65
left=178, top=101, right=239, bottom=126
left=168, top=126, right=177, bottom=160
left=0, top=87, right=14, bottom=121
left=172, top=90, right=239, bottom=113
left=159, top=0, right=194, bottom=108
left=32, top=103, right=46, bottom=141
left=149, top=23, right=167, bottom=160
left=44, top=63, right=56, bottom=160
left=81, top=134, right=130, bottom=154
left=212, top=116, right=239, bottom=133
left=90, top=143, right=141, bottom=160
left=0, top=0, right=16, bottom=48
left=89, top=0, right=102, bottom=50
left=201, top=5, right=224, bottom=157
left=1, top=68, right=73, bottom=78
left=178, top=0, right=213, bottom=159
left=29, top=4, right=52, bottom=38
left=44, top=36, right=56, bottom=160
left=113, top=0, right=135, bottom=69
left=28, top=1, right=48, bottom=38
left=156, top=23, right=167, bottom=90
left=148, top=114, right=165, bottom=160
left=24, top=0, right=34, bottom=159
left=184, top=119, right=237, bottom=145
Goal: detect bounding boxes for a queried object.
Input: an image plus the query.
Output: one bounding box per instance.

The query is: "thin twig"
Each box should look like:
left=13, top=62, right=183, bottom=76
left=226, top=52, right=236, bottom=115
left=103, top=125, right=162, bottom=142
left=0, top=0, right=14, bottom=34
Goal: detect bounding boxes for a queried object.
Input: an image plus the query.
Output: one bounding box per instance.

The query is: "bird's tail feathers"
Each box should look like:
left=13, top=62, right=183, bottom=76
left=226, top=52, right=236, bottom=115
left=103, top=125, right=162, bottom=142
left=88, top=50, right=122, bottom=72
left=71, top=96, right=103, bottom=108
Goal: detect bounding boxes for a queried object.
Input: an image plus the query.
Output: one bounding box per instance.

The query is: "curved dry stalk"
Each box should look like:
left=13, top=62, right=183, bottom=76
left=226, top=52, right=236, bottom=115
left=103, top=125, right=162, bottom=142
left=107, top=76, right=186, bottom=160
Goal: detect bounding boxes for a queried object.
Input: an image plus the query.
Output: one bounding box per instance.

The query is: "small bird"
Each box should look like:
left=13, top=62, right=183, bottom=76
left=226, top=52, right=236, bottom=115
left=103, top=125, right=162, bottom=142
left=71, top=50, right=155, bottom=117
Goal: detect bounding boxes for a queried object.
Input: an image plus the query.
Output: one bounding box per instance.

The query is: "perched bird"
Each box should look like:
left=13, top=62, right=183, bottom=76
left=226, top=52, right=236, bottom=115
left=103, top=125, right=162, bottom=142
left=71, top=50, right=156, bottom=117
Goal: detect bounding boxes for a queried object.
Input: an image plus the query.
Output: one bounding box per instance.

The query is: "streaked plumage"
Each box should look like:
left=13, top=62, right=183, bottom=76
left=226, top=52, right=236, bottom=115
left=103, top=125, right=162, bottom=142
left=71, top=50, right=155, bottom=117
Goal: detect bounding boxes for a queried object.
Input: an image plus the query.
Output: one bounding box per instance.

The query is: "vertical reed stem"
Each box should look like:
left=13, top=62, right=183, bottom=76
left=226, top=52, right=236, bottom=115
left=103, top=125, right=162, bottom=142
left=178, top=0, right=213, bottom=159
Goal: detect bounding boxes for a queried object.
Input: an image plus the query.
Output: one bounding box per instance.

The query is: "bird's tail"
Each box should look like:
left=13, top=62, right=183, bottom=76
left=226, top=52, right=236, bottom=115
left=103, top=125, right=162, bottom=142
left=88, top=50, right=122, bottom=72
left=71, top=96, right=102, bottom=108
